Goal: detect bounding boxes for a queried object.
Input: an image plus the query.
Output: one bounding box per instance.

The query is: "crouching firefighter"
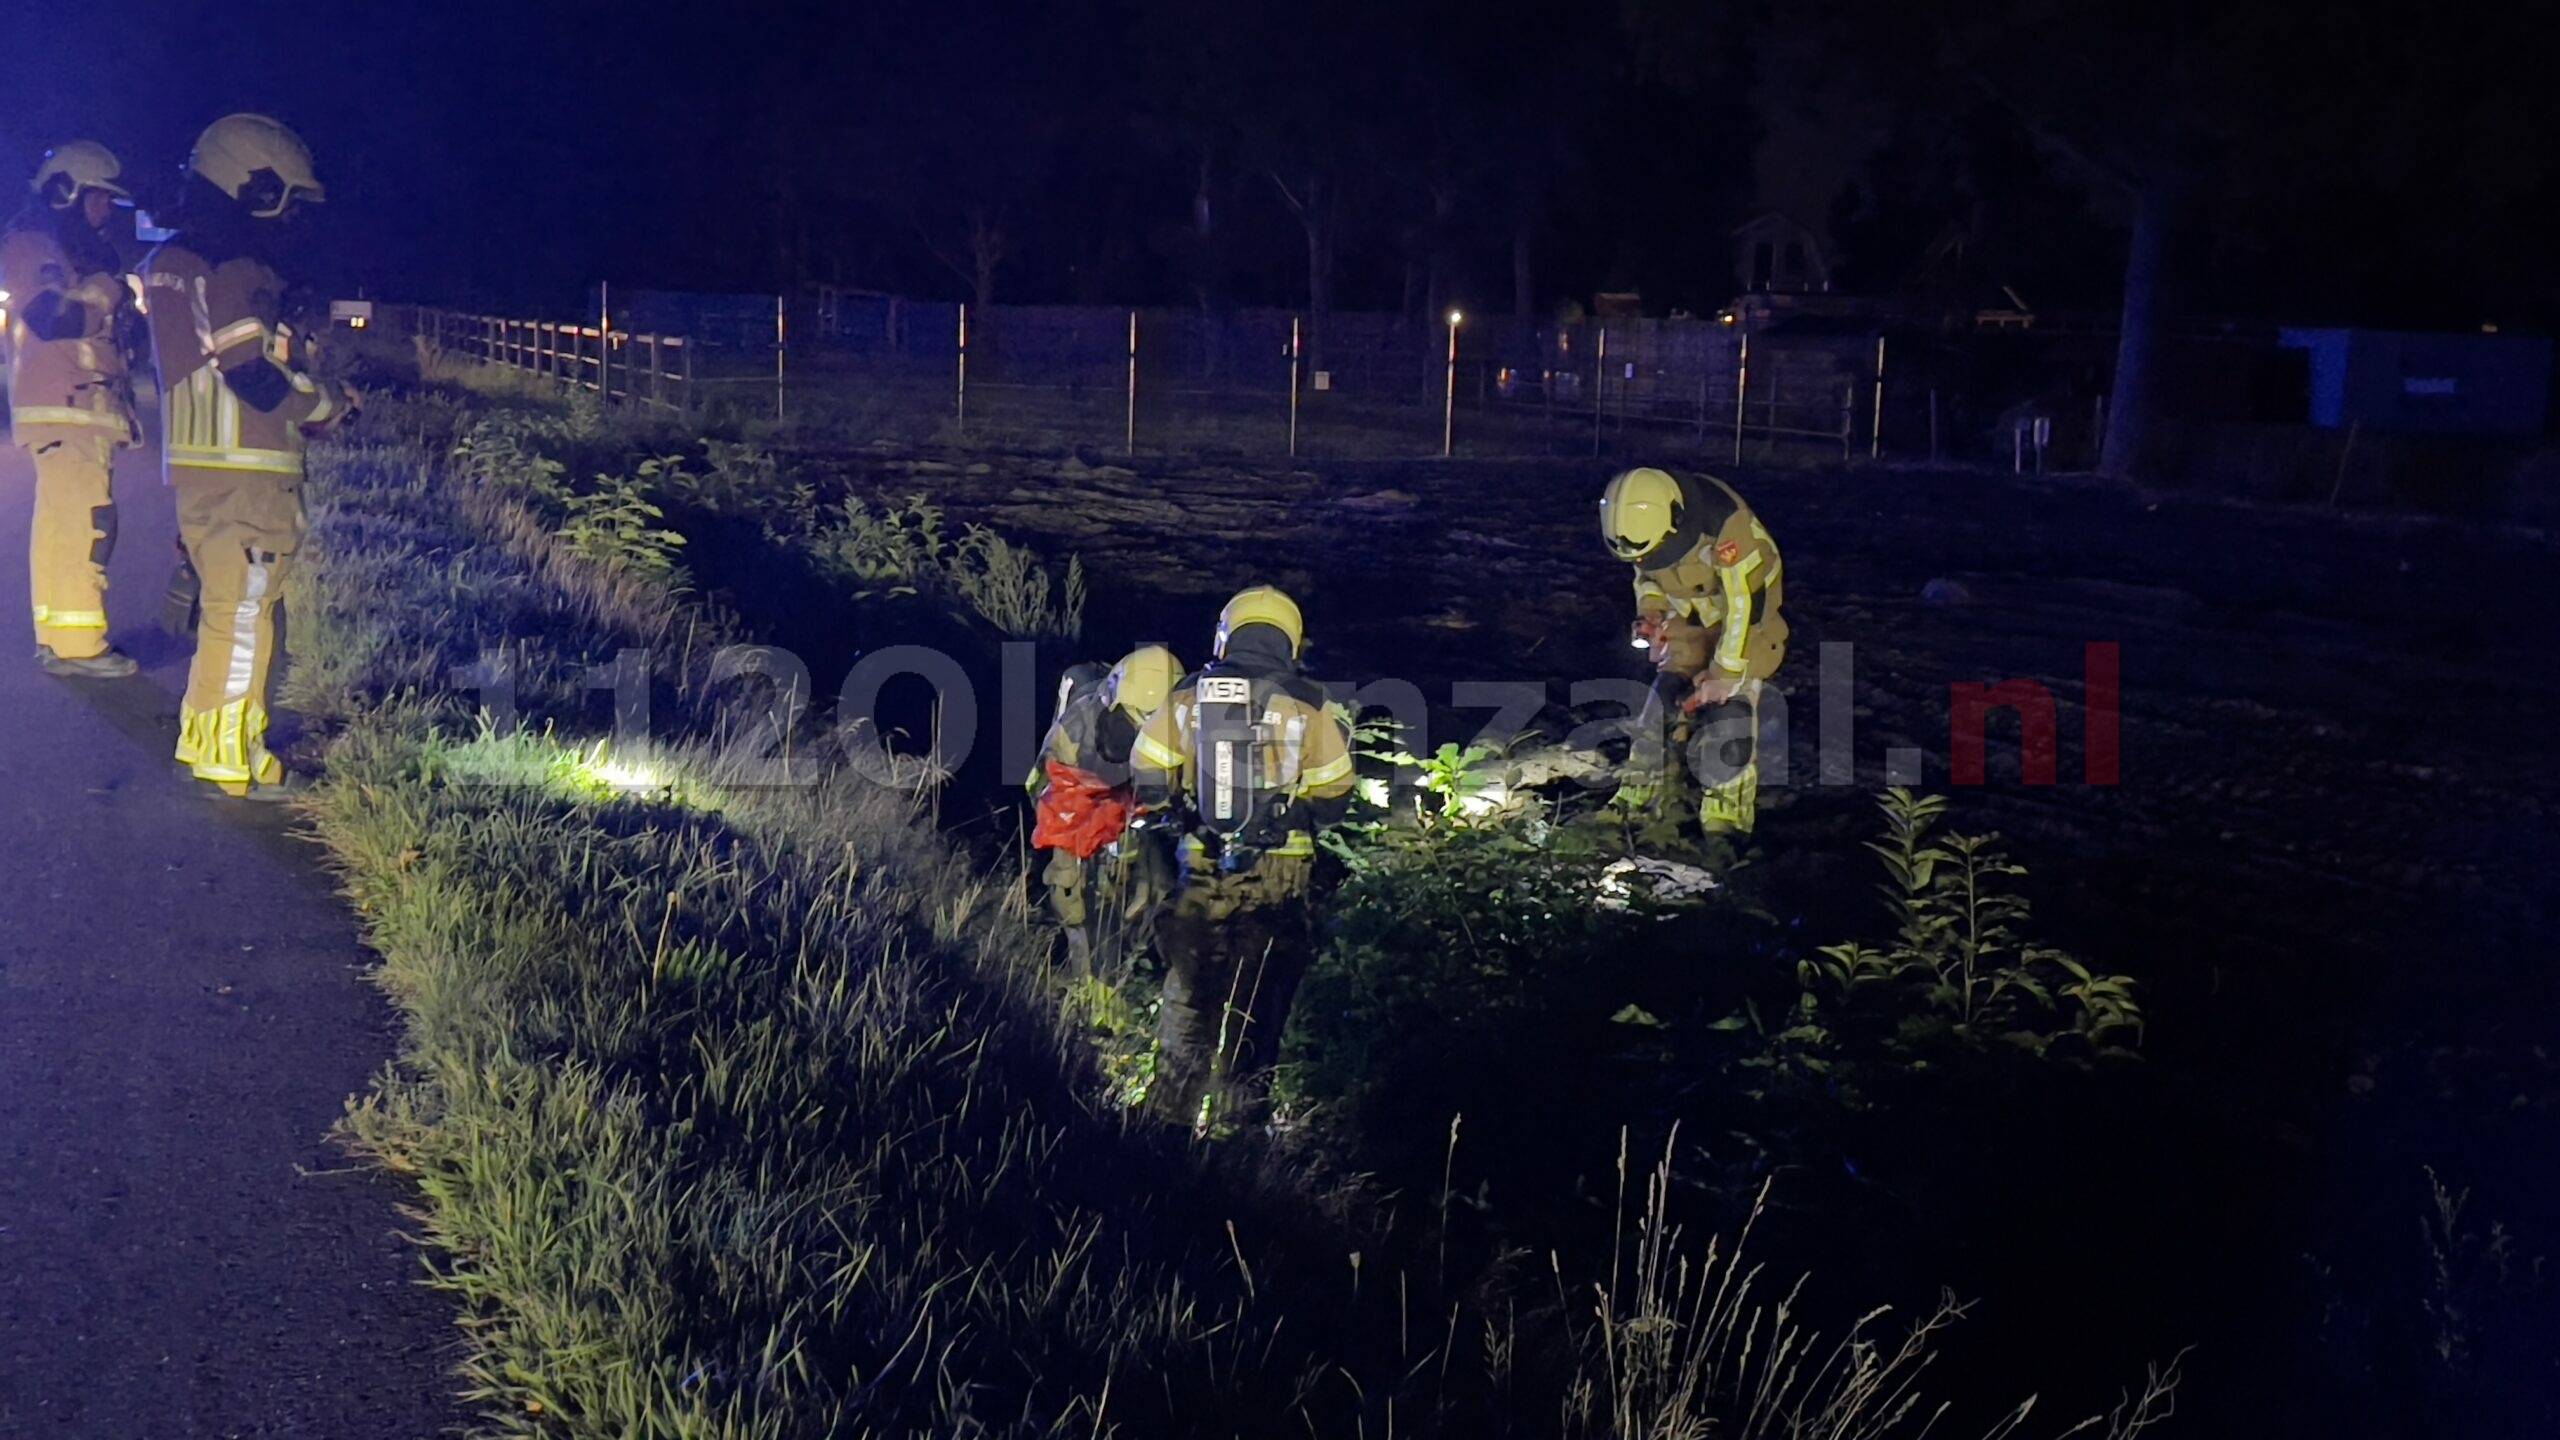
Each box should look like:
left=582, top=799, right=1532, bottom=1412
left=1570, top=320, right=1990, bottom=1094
left=1600, top=466, right=1788, bottom=833
left=1027, top=645, right=1183, bottom=974
left=1132, top=586, right=1356, bottom=1126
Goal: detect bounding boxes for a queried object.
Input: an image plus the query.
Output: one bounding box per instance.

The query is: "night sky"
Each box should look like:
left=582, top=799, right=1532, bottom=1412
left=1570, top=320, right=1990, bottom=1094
left=18, top=0, right=2558, bottom=329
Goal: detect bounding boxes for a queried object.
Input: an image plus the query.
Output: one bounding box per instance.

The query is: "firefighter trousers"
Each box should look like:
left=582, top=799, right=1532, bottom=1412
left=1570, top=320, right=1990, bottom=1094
left=170, top=468, right=305, bottom=787
left=1626, top=671, right=1763, bottom=833
left=26, top=436, right=119, bottom=659
left=1044, top=833, right=1176, bottom=955
left=1686, top=686, right=1763, bottom=833
left=1151, top=851, right=1316, bottom=1126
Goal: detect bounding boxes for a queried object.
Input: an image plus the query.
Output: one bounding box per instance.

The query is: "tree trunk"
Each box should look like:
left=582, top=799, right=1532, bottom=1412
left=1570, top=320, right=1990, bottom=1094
left=1301, top=176, right=1333, bottom=375
left=968, top=211, right=1005, bottom=370
left=2099, top=172, right=2178, bottom=480
left=1513, top=217, right=1536, bottom=323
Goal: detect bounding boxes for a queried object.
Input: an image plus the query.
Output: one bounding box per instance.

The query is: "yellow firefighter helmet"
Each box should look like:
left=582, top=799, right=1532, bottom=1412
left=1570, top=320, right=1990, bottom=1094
left=1599, top=466, right=1694, bottom=565
left=1107, top=645, right=1182, bottom=718
left=1215, top=586, right=1304, bottom=659
left=32, top=140, right=129, bottom=207
left=189, top=114, right=325, bottom=218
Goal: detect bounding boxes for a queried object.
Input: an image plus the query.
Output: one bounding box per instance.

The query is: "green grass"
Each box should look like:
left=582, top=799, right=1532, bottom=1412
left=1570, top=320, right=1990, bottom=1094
left=281, top=369, right=2184, bottom=1436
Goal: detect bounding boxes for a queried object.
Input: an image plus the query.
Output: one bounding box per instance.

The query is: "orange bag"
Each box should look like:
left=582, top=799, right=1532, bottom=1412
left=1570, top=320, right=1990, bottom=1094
left=1031, top=761, right=1133, bottom=860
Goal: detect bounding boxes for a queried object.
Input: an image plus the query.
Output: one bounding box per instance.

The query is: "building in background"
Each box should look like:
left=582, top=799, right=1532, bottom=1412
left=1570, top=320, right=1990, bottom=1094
left=2279, top=328, right=2554, bottom=438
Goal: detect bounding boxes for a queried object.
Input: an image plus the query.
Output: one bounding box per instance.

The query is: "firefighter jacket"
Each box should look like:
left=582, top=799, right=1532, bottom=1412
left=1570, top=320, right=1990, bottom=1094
left=1, top=219, right=138, bottom=449
left=1131, top=663, right=1355, bottom=857
left=1632, top=473, right=1788, bottom=682
left=140, top=239, right=348, bottom=477
left=1027, top=681, right=1143, bottom=795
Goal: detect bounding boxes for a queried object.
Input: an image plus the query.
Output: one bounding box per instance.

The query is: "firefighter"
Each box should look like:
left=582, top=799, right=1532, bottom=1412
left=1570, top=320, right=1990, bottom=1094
left=3, top=141, right=141, bottom=677
left=1028, top=644, right=1183, bottom=972
left=140, top=115, right=355, bottom=800
left=1600, top=466, right=1788, bottom=833
left=1132, top=586, right=1356, bottom=1125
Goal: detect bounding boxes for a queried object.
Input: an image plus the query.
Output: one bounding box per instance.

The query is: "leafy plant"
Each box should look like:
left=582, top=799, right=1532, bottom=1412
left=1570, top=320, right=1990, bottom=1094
left=806, top=491, right=949, bottom=597
left=558, top=462, right=689, bottom=584
left=806, top=497, right=1086, bottom=636
left=947, top=523, right=1086, bottom=639
left=450, top=408, right=574, bottom=503
left=1287, top=812, right=1644, bottom=1175
left=1379, top=741, right=1504, bottom=822
left=1799, top=789, right=2146, bottom=1059
left=652, top=440, right=820, bottom=537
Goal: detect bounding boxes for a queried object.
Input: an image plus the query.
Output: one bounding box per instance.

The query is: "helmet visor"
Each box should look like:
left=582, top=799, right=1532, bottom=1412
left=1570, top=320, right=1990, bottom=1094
left=1604, top=528, right=1659, bottom=562
left=239, top=169, right=325, bottom=220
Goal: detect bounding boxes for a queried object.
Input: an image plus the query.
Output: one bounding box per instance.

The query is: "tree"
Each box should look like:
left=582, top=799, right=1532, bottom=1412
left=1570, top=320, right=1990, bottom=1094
left=1725, top=0, right=2401, bottom=478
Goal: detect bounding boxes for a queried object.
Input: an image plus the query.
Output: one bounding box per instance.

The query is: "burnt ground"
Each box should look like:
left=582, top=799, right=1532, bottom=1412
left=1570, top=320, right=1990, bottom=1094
left=744, top=445, right=2560, bottom=1436
left=0, top=443, right=457, bottom=1436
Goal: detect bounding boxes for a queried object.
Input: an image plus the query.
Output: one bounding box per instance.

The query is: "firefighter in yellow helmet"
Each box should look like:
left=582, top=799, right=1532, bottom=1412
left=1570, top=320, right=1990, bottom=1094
left=1132, top=586, right=1357, bottom=1125
left=140, top=115, right=355, bottom=799
left=1601, top=467, right=1788, bottom=833
left=3, top=140, right=142, bottom=677
left=1027, top=643, right=1184, bottom=972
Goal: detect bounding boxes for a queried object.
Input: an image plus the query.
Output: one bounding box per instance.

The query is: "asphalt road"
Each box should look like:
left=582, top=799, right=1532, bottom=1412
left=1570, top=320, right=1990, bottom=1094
left=0, top=439, right=455, bottom=1436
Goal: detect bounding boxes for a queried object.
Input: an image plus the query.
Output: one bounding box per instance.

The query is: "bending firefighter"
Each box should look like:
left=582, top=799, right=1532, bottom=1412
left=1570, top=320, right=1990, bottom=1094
left=1132, top=587, right=1355, bottom=1125
left=1028, top=644, right=1183, bottom=973
left=141, top=115, right=355, bottom=799
left=1602, top=466, right=1788, bottom=832
left=3, top=141, right=141, bottom=677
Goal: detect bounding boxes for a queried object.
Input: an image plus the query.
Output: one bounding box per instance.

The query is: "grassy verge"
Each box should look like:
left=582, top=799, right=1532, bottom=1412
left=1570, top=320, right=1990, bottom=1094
left=281, top=371, right=2180, bottom=1434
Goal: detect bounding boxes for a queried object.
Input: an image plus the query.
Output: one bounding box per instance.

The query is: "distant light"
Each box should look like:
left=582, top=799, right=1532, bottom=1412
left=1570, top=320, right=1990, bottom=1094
left=2482, top=323, right=2500, bottom=334
left=349, top=315, right=368, bottom=329
left=1446, top=309, right=1463, bottom=326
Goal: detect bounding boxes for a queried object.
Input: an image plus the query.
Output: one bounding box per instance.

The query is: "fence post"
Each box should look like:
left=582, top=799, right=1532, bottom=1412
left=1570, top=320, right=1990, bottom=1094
left=1288, top=316, right=1301, bottom=458
left=1442, top=309, right=1461, bottom=458
left=1126, top=310, right=1139, bottom=455
left=774, top=294, right=787, bottom=425
left=602, top=325, right=614, bottom=403
left=1732, top=335, right=1750, bottom=466
left=1871, top=335, right=1887, bottom=459
left=1841, top=381, right=1853, bottom=461
left=649, top=336, right=664, bottom=410
left=682, top=336, right=696, bottom=414
left=956, top=304, right=970, bottom=434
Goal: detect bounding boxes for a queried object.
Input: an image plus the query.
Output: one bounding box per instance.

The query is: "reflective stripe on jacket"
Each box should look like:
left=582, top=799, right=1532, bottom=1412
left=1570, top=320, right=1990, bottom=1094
left=141, top=242, right=342, bottom=477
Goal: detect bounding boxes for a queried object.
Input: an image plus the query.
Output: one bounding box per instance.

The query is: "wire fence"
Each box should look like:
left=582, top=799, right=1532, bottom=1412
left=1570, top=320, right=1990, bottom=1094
left=398, top=290, right=1968, bottom=465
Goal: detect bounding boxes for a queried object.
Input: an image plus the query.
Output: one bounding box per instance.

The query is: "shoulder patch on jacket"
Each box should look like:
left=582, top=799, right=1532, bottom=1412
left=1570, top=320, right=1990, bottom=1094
left=1714, top=539, right=1742, bottom=567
